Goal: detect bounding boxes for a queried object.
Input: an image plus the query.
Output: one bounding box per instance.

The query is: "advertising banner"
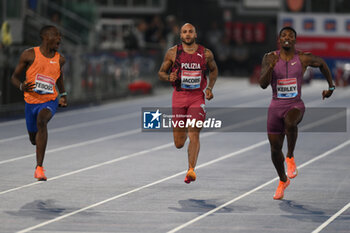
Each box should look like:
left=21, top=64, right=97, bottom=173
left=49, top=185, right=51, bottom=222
left=278, top=13, right=350, bottom=80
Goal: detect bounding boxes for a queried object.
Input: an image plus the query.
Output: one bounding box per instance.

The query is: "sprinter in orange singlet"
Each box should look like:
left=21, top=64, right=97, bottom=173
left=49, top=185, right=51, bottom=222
left=11, top=25, right=67, bottom=181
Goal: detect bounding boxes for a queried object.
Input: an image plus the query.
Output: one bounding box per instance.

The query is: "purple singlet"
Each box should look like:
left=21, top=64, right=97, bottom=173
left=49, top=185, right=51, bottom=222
left=267, top=50, right=305, bottom=134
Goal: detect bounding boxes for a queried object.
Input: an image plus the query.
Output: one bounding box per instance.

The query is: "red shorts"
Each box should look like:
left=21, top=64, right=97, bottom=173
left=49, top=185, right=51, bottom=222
left=172, top=90, right=206, bottom=127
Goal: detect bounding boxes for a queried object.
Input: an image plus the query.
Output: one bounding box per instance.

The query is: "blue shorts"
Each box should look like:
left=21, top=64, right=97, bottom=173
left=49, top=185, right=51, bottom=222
left=25, top=99, right=58, bottom=133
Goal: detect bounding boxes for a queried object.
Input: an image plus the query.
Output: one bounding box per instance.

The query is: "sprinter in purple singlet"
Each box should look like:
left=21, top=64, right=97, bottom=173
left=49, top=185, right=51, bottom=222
left=259, top=27, right=335, bottom=200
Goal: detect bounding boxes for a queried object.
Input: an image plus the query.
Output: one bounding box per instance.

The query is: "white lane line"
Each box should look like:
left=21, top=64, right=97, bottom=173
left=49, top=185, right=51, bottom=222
left=0, top=142, right=173, bottom=195
left=298, top=139, right=350, bottom=170
left=0, top=93, right=169, bottom=127
left=311, top=202, right=350, bottom=233
left=167, top=139, right=350, bottom=233
left=0, top=129, right=140, bottom=165
left=0, top=105, right=262, bottom=165
left=0, top=97, right=343, bottom=191
left=0, top=81, right=330, bottom=132
left=16, top=137, right=350, bottom=233
left=15, top=139, right=269, bottom=233
left=0, top=86, right=257, bottom=143
left=305, top=86, right=350, bottom=106
left=167, top=179, right=278, bottom=233
left=0, top=81, right=338, bottom=145
left=0, top=116, right=265, bottom=195
left=0, top=79, right=239, bottom=128
left=0, top=112, right=139, bottom=143
left=299, top=111, right=346, bottom=132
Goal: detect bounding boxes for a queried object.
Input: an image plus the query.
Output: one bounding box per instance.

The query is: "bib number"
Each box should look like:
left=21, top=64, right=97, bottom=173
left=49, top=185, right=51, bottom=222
left=277, top=78, right=298, bottom=98
left=181, top=70, right=201, bottom=89
left=34, top=74, right=55, bottom=94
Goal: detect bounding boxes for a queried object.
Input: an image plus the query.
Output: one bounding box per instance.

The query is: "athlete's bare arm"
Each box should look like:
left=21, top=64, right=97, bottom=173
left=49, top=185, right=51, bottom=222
left=11, top=48, right=35, bottom=92
left=158, top=46, right=178, bottom=82
left=205, top=48, right=218, bottom=100
left=299, top=52, right=334, bottom=99
left=57, top=55, right=67, bottom=107
left=299, top=52, right=333, bottom=86
left=259, top=52, right=279, bottom=89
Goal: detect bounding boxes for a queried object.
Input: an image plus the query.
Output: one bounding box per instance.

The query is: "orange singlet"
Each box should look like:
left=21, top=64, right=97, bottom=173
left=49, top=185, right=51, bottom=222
left=24, top=46, right=61, bottom=104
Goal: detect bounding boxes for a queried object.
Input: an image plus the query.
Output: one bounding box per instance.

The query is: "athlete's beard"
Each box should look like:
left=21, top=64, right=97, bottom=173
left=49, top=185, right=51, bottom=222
left=282, top=46, right=291, bottom=51
left=182, top=38, right=195, bottom=46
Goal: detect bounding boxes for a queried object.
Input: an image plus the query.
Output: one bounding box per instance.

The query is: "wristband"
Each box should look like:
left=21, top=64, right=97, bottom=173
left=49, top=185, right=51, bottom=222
left=207, top=87, right=212, bottom=91
left=19, top=83, right=23, bottom=91
left=328, top=86, right=335, bottom=91
left=60, top=92, right=67, bottom=97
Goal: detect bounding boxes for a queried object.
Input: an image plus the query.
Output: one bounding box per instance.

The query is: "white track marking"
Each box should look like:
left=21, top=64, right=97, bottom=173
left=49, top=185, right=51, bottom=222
left=0, top=142, right=173, bottom=195
left=311, top=202, right=350, bottom=233
left=0, top=115, right=266, bottom=194
left=0, top=112, right=139, bottom=143
left=16, top=137, right=350, bottom=233
left=16, top=138, right=269, bottom=233
left=0, top=129, right=139, bottom=165
left=167, top=139, right=350, bottom=233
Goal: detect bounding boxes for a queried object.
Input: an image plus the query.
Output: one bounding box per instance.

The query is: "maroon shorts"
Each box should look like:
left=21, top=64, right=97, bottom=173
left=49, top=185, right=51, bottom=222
left=172, top=90, right=206, bottom=128
left=267, top=99, right=305, bottom=134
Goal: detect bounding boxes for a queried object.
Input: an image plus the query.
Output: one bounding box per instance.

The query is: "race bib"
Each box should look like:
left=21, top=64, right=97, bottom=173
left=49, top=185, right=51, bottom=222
left=34, top=74, right=55, bottom=94
left=181, top=70, right=201, bottom=89
left=277, top=78, right=298, bottom=98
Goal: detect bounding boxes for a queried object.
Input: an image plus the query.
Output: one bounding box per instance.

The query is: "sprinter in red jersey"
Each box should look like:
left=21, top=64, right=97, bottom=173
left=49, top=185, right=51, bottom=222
left=158, top=23, right=218, bottom=184
left=11, top=25, right=67, bottom=181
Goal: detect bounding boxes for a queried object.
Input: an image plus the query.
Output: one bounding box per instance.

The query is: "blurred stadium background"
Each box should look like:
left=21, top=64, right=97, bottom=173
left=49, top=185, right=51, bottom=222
left=1, top=0, right=350, bottom=116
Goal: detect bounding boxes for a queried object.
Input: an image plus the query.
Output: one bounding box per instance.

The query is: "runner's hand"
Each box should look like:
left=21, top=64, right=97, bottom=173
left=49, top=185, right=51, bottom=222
left=267, top=51, right=279, bottom=69
left=58, top=96, right=67, bottom=107
left=322, top=90, right=333, bottom=100
left=21, top=81, right=35, bottom=92
left=169, top=69, right=178, bottom=82
left=205, top=88, right=213, bottom=100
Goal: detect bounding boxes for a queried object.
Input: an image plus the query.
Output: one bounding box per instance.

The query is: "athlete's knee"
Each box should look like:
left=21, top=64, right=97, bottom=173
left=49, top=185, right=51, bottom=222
left=285, top=121, right=298, bottom=133
left=174, top=142, right=185, bottom=149
left=188, top=133, right=200, bottom=144
left=188, top=127, right=200, bottom=139
left=37, top=109, right=52, bottom=129
left=270, top=146, right=280, bottom=155
left=270, top=142, right=282, bottom=154
left=36, top=118, right=48, bottom=130
left=173, top=129, right=187, bottom=149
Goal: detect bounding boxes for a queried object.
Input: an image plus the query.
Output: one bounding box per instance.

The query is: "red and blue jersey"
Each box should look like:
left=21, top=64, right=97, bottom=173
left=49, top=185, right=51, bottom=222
left=171, top=44, right=207, bottom=92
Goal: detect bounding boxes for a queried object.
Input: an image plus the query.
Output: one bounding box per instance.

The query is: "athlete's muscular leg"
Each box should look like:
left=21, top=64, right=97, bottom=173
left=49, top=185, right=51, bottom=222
left=268, top=133, right=288, bottom=182
left=284, top=108, right=303, bottom=159
left=35, top=108, right=52, bottom=167
left=187, top=126, right=201, bottom=170
left=173, top=127, right=187, bottom=149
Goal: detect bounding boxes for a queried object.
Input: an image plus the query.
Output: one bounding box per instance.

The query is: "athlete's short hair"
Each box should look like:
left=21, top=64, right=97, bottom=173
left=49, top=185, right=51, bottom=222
left=279, top=26, right=297, bottom=38
left=39, top=25, right=56, bottom=40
